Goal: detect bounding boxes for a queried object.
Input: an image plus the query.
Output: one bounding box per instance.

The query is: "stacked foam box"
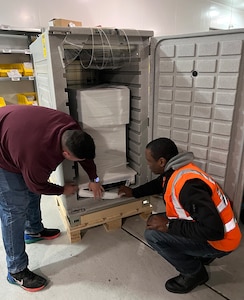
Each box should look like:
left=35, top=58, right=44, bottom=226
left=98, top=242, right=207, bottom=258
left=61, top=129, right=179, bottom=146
left=72, top=85, right=136, bottom=185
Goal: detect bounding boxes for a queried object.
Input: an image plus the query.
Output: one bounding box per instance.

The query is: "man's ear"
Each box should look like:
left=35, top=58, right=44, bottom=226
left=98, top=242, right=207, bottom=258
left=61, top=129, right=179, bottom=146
left=159, top=157, right=166, bottom=167
left=62, top=150, right=70, bottom=160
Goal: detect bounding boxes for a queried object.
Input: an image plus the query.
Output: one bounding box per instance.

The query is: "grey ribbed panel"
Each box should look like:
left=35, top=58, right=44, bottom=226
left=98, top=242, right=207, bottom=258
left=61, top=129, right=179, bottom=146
left=150, top=30, right=244, bottom=218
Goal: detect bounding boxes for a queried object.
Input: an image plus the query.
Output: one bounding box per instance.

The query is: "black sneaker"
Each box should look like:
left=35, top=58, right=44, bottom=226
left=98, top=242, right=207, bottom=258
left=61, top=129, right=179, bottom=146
left=7, top=268, right=47, bottom=292
left=25, top=228, right=61, bottom=244
left=165, top=266, right=209, bottom=294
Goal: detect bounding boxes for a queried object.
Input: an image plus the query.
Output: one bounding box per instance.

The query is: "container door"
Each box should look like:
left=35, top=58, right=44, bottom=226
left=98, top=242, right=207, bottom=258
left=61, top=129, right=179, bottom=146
left=150, top=29, right=244, bottom=218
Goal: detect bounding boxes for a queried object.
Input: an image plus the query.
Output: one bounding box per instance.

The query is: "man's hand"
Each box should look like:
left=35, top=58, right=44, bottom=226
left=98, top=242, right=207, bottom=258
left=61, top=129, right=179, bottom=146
left=63, top=183, right=78, bottom=196
left=118, top=186, right=133, bottom=197
left=88, top=182, right=104, bottom=199
left=146, top=213, right=169, bottom=232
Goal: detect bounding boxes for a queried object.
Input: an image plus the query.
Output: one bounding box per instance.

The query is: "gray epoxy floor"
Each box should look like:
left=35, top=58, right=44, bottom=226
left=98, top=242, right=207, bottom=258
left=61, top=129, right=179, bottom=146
left=0, top=195, right=243, bottom=300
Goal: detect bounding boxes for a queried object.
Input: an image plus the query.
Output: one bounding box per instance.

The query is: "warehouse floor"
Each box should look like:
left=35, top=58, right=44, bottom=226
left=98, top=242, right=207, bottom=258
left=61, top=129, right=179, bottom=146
left=0, top=195, right=243, bottom=300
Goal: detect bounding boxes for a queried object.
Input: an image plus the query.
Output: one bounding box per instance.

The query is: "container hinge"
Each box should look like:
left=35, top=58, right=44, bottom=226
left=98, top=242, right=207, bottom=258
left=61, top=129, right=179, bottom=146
left=148, top=44, right=151, bottom=56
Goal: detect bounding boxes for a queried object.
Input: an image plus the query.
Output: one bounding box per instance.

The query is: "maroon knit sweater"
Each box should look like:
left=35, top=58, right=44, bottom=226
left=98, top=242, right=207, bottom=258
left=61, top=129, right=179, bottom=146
left=0, top=105, right=97, bottom=195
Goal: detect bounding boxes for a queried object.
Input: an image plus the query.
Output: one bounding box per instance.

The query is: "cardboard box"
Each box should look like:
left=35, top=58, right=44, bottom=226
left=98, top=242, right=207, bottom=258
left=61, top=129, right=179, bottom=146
left=49, top=18, right=82, bottom=27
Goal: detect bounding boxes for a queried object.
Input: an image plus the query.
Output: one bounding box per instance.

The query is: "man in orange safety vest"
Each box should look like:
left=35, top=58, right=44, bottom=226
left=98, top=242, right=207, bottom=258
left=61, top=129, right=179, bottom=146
left=118, top=137, right=242, bottom=294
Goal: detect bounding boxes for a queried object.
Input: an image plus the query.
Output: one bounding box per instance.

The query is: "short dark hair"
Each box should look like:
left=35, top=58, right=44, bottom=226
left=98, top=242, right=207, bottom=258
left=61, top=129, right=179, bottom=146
left=63, top=130, right=95, bottom=159
left=146, top=138, right=178, bottom=162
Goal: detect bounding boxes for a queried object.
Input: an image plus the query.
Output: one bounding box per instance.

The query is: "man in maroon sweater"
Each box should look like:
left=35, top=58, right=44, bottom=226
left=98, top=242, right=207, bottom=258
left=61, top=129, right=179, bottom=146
left=0, top=105, right=103, bottom=292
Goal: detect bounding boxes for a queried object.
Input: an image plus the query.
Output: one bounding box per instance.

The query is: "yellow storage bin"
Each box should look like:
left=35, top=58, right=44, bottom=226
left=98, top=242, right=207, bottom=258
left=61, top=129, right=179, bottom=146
left=22, top=62, right=34, bottom=76
left=0, top=97, right=6, bottom=107
left=17, top=92, right=37, bottom=105
left=0, top=68, right=11, bottom=77
left=0, top=64, right=24, bottom=77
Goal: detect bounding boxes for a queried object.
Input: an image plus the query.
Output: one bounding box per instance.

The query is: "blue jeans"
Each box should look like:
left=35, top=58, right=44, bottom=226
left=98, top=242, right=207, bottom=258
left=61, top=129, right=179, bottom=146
left=144, top=228, right=230, bottom=276
left=0, top=168, right=44, bottom=274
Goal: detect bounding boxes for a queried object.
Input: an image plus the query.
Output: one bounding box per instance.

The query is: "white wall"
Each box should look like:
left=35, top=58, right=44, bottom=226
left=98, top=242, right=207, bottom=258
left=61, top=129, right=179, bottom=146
left=1, top=0, right=244, bottom=36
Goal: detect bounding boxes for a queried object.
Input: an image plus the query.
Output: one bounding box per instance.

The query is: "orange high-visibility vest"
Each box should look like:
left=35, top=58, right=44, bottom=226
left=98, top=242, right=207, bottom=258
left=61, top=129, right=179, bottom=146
left=164, top=163, right=242, bottom=252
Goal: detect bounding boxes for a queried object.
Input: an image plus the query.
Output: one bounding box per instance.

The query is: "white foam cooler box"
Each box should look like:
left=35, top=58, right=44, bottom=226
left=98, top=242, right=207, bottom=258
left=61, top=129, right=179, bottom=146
left=69, top=85, right=136, bottom=185
left=31, top=27, right=244, bottom=242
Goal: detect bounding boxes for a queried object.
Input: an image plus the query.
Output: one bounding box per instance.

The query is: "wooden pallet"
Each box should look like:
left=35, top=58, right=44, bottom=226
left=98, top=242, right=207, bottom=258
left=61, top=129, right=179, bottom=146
left=56, top=196, right=152, bottom=243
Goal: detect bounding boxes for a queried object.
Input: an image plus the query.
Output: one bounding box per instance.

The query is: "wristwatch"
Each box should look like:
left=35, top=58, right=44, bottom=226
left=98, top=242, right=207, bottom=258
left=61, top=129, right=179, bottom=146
left=92, top=176, right=100, bottom=183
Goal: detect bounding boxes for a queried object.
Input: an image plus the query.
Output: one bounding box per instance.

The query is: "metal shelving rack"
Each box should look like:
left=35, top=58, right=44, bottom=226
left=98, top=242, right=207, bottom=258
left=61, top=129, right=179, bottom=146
left=0, top=25, right=41, bottom=103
